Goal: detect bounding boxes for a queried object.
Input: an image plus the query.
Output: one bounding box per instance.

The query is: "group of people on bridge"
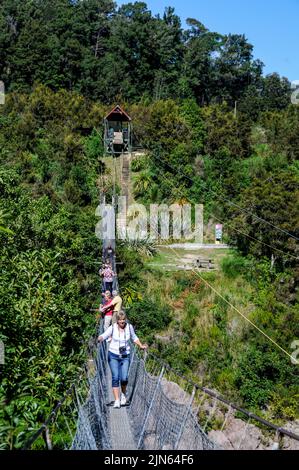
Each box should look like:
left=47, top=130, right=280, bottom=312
left=97, top=246, right=147, bottom=409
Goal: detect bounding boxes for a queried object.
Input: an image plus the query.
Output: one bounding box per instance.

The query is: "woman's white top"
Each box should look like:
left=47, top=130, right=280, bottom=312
left=100, top=323, right=138, bottom=355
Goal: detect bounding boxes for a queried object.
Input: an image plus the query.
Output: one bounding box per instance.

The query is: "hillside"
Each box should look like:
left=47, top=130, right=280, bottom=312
left=0, top=0, right=298, bottom=450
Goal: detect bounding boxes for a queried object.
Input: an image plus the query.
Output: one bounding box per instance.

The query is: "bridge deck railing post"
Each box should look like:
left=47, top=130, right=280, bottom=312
left=174, top=386, right=196, bottom=450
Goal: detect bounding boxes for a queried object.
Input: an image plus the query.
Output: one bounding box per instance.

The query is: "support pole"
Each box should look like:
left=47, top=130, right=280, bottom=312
left=174, top=386, right=196, bottom=450
left=43, top=426, right=53, bottom=450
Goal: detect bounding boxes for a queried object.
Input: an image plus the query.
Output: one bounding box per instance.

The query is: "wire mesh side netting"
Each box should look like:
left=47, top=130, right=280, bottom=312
left=126, top=351, right=218, bottom=450
left=71, top=339, right=111, bottom=450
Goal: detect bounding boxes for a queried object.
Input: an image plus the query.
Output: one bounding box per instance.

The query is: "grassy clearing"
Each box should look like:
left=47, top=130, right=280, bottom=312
left=142, top=254, right=254, bottom=350
left=140, top=256, right=256, bottom=397
left=146, top=246, right=231, bottom=272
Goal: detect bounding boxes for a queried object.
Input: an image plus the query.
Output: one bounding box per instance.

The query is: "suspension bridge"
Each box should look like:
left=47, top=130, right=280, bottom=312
left=22, top=186, right=299, bottom=451
left=21, top=117, right=299, bottom=450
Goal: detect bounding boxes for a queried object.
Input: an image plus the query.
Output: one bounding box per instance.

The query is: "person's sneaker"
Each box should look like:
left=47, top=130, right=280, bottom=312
left=113, top=400, right=120, bottom=409
left=120, top=393, right=127, bottom=406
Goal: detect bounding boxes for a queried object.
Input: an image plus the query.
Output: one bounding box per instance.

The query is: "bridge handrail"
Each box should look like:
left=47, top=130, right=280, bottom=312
left=145, top=351, right=299, bottom=442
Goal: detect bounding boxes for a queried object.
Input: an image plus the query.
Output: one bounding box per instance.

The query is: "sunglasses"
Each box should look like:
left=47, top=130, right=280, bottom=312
left=118, top=321, right=126, bottom=324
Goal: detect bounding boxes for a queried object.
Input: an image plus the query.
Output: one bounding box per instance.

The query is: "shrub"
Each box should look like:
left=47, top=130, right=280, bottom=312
left=127, top=298, right=171, bottom=337
left=131, top=155, right=149, bottom=172
left=221, top=253, right=249, bottom=279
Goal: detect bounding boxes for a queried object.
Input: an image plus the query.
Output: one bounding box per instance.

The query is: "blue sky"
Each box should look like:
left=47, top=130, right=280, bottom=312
left=117, top=0, right=299, bottom=82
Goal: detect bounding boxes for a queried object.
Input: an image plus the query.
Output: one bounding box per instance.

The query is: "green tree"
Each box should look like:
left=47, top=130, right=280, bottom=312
left=261, top=73, right=291, bottom=111
left=228, top=170, right=299, bottom=268
left=214, top=34, right=263, bottom=106
left=180, top=18, right=222, bottom=104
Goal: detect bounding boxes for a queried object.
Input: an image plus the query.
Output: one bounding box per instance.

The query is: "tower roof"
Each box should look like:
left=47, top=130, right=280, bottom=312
left=104, top=105, right=131, bottom=122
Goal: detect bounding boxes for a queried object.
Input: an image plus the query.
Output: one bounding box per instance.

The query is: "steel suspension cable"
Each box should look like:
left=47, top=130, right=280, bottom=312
left=148, top=215, right=299, bottom=365
left=169, top=243, right=299, bottom=364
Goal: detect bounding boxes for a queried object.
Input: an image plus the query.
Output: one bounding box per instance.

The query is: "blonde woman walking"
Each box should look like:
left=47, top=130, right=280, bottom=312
left=98, top=311, right=147, bottom=408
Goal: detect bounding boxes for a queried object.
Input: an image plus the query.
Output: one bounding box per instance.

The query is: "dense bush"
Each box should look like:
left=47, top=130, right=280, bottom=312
left=221, top=253, right=249, bottom=279
left=234, top=346, right=299, bottom=412
left=127, top=298, right=171, bottom=340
